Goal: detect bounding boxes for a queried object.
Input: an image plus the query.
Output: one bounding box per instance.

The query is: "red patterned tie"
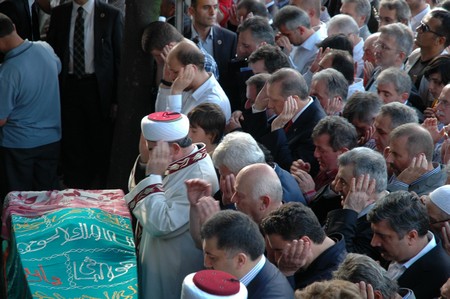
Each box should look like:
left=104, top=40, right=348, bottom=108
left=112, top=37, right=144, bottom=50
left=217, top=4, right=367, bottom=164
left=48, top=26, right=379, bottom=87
left=284, top=120, right=293, bottom=132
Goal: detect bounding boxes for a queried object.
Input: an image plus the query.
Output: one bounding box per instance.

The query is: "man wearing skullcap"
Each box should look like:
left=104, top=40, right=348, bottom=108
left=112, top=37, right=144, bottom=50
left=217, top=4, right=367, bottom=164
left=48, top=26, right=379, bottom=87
left=125, top=111, right=219, bottom=299
left=425, top=185, right=450, bottom=237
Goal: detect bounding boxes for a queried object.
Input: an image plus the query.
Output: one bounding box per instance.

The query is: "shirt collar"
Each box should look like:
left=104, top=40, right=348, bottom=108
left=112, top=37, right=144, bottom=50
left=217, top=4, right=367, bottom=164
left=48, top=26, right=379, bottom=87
left=73, top=0, right=94, bottom=15
left=240, top=255, right=265, bottom=286
left=191, top=25, right=213, bottom=41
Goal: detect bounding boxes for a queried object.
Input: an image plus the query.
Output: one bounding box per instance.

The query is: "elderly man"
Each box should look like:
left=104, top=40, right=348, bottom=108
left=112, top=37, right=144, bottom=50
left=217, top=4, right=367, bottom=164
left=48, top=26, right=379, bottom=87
left=212, top=131, right=305, bottom=205
left=201, top=210, right=294, bottom=298
left=156, top=41, right=231, bottom=120
left=368, top=191, right=450, bottom=298
left=244, top=68, right=326, bottom=173
left=373, top=102, right=419, bottom=153
left=424, top=185, right=450, bottom=238
left=310, top=69, right=349, bottom=115
left=125, top=112, right=219, bottom=299
left=274, top=5, right=324, bottom=74
left=343, top=92, right=382, bottom=149
left=365, top=23, right=414, bottom=92
left=324, top=148, right=388, bottom=262
left=340, top=0, right=372, bottom=39
left=261, top=202, right=347, bottom=290
left=386, top=123, right=446, bottom=195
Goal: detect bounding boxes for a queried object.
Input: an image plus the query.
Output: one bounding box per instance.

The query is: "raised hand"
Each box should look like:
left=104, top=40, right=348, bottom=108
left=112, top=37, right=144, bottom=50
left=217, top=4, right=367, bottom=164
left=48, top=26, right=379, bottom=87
left=291, top=159, right=311, bottom=173
left=220, top=173, right=236, bottom=206
left=396, top=153, right=429, bottom=185
left=271, top=96, right=298, bottom=131
left=185, top=179, right=212, bottom=206
left=277, top=238, right=312, bottom=277
left=292, top=169, right=316, bottom=194
left=171, top=64, right=196, bottom=95
left=145, top=141, right=172, bottom=176
left=342, top=174, right=376, bottom=213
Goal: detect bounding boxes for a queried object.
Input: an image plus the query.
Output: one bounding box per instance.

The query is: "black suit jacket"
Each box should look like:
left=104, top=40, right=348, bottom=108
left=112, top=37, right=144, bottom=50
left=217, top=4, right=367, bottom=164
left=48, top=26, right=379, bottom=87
left=47, top=0, right=123, bottom=116
left=243, top=99, right=326, bottom=173
left=0, top=0, right=40, bottom=41
left=397, top=240, right=450, bottom=299
left=246, top=259, right=294, bottom=299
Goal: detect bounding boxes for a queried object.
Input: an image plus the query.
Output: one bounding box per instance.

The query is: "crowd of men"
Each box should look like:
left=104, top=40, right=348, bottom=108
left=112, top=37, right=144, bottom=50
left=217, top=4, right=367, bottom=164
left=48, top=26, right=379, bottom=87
left=4, top=0, right=450, bottom=297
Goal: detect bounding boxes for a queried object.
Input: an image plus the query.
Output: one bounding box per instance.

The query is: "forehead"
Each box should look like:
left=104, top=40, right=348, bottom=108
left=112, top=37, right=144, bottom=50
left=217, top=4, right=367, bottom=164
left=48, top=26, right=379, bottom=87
left=195, top=0, right=218, bottom=7
left=371, top=219, right=396, bottom=235
left=378, top=32, right=396, bottom=44
left=440, top=85, right=450, bottom=98
left=375, top=114, right=392, bottom=130
left=337, top=163, right=354, bottom=180
left=377, top=82, right=398, bottom=93
left=389, top=134, right=408, bottom=150
left=379, top=6, right=397, bottom=17
left=267, top=81, right=283, bottom=98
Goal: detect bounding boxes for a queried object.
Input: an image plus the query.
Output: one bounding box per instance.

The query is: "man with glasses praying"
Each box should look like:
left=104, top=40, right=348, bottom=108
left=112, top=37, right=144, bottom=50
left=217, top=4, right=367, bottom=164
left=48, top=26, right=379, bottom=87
left=365, top=23, right=414, bottom=91
left=406, top=8, right=450, bottom=112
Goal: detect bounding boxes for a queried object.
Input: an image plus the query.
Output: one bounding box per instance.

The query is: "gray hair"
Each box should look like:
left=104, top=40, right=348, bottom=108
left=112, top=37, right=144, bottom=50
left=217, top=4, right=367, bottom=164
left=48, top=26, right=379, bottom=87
left=379, top=0, right=411, bottom=24
left=246, top=73, right=271, bottom=94
left=238, top=16, right=275, bottom=45
left=269, top=68, right=309, bottom=100
left=273, top=5, right=311, bottom=30
left=327, top=14, right=360, bottom=36
left=343, top=92, right=382, bottom=124
left=376, top=67, right=412, bottom=95
left=312, top=68, right=349, bottom=101
left=212, top=132, right=265, bottom=173
left=367, top=190, right=429, bottom=238
left=379, top=23, right=414, bottom=57
left=338, top=147, right=388, bottom=193
left=390, top=123, right=434, bottom=161
left=311, top=116, right=358, bottom=151
left=378, top=102, right=418, bottom=130
left=342, top=0, right=372, bottom=25
left=333, top=253, right=399, bottom=298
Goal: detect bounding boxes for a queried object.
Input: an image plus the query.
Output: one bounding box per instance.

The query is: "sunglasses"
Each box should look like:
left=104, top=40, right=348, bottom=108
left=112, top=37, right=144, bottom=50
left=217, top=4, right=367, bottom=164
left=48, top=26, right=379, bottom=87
left=417, top=22, right=443, bottom=36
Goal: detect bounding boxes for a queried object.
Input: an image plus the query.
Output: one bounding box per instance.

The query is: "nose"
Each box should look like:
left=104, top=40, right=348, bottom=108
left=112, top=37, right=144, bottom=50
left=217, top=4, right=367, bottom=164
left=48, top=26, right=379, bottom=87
left=204, top=255, right=212, bottom=269
left=313, top=147, right=320, bottom=158
left=333, top=178, right=341, bottom=192
left=370, top=234, right=379, bottom=248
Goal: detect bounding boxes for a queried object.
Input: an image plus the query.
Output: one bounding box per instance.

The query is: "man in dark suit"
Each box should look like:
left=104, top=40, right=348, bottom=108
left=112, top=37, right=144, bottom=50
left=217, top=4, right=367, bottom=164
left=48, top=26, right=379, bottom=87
left=47, top=0, right=123, bottom=188
left=201, top=210, right=294, bottom=299
left=243, top=68, right=325, bottom=174
left=185, top=0, right=237, bottom=99
left=368, top=190, right=450, bottom=298
left=0, top=0, right=40, bottom=41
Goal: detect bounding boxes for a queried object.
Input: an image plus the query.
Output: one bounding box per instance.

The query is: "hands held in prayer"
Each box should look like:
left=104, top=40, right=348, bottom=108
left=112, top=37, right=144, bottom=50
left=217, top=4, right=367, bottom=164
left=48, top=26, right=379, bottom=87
left=220, top=173, right=236, bottom=206
left=226, top=110, right=244, bottom=133
left=396, top=153, right=429, bottom=185
left=145, top=141, right=172, bottom=176
left=271, top=96, right=298, bottom=131
left=342, top=174, right=376, bottom=213
left=275, top=33, right=293, bottom=56
left=422, top=118, right=446, bottom=144
left=186, top=179, right=212, bottom=206
left=291, top=160, right=316, bottom=196
left=171, top=64, right=196, bottom=95
left=358, top=281, right=375, bottom=299
left=185, top=179, right=219, bottom=224
left=253, top=82, right=270, bottom=110
left=442, top=221, right=450, bottom=257
left=277, top=238, right=312, bottom=277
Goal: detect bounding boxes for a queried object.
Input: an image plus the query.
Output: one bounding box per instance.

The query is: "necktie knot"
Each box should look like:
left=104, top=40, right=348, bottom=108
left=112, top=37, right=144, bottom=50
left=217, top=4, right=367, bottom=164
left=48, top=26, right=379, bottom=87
left=77, top=7, right=84, bottom=16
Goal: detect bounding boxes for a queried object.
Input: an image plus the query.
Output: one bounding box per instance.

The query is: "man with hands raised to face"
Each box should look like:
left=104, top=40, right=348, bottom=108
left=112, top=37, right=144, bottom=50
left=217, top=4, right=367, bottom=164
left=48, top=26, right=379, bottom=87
left=156, top=40, right=231, bottom=121
left=125, top=112, right=219, bottom=299
left=261, top=202, right=347, bottom=290
left=324, top=147, right=389, bottom=262
left=243, top=68, right=326, bottom=173
left=386, top=123, right=447, bottom=195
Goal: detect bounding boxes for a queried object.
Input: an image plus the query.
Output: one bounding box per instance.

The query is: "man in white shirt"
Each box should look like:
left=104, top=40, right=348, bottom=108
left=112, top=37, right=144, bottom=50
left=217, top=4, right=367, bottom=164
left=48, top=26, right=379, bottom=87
left=157, top=40, right=231, bottom=121
left=340, top=0, right=372, bottom=40
left=368, top=190, right=450, bottom=298
left=273, top=5, right=324, bottom=74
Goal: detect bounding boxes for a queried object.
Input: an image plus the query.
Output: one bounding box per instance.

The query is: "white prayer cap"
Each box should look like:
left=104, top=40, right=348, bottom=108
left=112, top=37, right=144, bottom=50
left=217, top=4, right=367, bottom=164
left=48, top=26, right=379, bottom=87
left=430, top=185, right=450, bottom=215
left=181, top=270, right=248, bottom=299
left=141, top=111, right=189, bottom=142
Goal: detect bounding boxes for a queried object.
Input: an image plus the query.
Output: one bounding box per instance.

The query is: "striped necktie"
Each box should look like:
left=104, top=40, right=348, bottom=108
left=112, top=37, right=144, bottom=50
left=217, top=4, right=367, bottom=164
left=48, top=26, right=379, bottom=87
left=73, top=7, right=85, bottom=78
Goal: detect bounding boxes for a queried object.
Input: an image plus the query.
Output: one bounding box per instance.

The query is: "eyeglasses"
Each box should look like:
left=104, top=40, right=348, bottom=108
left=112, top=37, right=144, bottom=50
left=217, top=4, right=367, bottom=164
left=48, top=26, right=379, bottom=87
left=374, top=42, right=397, bottom=52
left=436, top=98, right=450, bottom=108
left=417, top=21, right=443, bottom=36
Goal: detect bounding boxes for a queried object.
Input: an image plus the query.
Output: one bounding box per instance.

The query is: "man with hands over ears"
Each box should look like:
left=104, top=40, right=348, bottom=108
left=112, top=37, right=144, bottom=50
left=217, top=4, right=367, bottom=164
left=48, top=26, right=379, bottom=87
left=243, top=68, right=325, bottom=173
left=125, top=112, right=219, bottom=299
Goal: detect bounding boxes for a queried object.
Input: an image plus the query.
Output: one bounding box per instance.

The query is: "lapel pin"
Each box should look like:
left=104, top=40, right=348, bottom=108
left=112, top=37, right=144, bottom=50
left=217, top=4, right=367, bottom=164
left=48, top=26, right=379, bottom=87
left=100, top=13, right=105, bottom=18
left=217, top=40, right=222, bottom=45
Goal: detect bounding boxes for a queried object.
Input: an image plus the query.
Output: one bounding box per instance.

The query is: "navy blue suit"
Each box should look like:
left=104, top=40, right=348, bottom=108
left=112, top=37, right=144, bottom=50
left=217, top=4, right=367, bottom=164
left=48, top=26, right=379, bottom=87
left=246, top=259, right=294, bottom=299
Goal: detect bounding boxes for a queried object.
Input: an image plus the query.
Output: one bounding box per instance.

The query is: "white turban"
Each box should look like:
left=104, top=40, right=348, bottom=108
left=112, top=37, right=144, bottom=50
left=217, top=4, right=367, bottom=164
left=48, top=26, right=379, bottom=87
left=430, top=185, right=450, bottom=215
left=181, top=270, right=248, bottom=299
left=141, top=111, right=189, bottom=142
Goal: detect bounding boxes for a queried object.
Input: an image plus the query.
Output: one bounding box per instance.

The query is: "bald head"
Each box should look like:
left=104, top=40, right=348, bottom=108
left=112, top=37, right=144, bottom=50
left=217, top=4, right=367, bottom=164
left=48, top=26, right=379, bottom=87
left=168, top=40, right=205, bottom=70
left=232, top=163, right=283, bottom=224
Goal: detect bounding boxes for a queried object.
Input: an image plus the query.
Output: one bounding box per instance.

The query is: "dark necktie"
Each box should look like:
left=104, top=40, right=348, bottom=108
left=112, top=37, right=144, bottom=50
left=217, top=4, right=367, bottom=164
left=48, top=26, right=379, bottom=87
left=73, top=7, right=85, bottom=78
